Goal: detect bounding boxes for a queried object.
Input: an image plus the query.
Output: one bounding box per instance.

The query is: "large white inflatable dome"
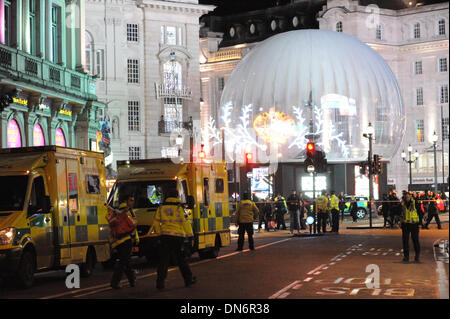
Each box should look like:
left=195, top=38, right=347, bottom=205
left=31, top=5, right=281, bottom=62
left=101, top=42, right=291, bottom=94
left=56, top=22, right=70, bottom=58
left=218, top=29, right=405, bottom=162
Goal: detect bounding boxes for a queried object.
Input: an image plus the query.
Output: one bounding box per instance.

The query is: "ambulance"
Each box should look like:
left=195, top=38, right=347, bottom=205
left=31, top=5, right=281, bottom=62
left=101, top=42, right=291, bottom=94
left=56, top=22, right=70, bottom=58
left=0, top=146, right=110, bottom=288
left=107, top=159, right=231, bottom=261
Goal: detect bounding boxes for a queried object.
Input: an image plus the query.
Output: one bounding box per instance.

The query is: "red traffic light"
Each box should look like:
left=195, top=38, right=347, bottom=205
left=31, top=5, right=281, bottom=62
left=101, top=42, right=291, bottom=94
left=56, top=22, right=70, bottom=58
left=245, top=153, right=252, bottom=160
left=198, top=151, right=205, bottom=159
left=307, top=142, right=315, bottom=152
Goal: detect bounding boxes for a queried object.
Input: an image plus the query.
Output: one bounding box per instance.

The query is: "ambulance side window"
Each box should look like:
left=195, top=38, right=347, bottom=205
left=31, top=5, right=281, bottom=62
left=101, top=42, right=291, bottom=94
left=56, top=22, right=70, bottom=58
left=215, top=178, right=224, bottom=193
left=28, top=176, right=45, bottom=217
left=203, top=178, right=210, bottom=207
left=86, top=175, right=101, bottom=194
left=179, top=180, right=188, bottom=203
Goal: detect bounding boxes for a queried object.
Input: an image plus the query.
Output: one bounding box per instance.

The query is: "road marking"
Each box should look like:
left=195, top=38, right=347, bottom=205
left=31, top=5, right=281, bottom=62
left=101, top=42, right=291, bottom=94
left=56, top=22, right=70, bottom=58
left=303, top=277, right=313, bottom=282
left=269, top=280, right=302, bottom=299
left=433, top=239, right=449, bottom=299
left=307, top=264, right=326, bottom=275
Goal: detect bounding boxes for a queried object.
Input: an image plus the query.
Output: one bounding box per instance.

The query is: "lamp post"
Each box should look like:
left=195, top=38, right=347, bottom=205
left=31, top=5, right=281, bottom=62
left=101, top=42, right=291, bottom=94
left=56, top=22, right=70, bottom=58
left=363, top=122, right=375, bottom=228
left=401, top=145, right=419, bottom=191
left=432, top=131, right=439, bottom=193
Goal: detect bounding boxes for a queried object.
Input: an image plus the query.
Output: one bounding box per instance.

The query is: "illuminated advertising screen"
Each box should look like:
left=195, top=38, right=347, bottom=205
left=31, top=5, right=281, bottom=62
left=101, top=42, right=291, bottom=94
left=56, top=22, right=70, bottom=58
left=55, top=128, right=66, bottom=147
left=251, top=167, right=272, bottom=199
left=7, top=120, right=22, bottom=148
left=33, top=124, right=45, bottom=146
left=354, top=166, right=379, bottom=199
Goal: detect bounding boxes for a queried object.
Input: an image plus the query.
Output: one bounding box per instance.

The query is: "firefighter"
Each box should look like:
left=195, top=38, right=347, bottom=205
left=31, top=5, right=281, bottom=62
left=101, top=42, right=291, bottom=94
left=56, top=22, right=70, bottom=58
left=330, top=191, right=340, bottom=233
left=316, top=190, right=329, bottom=233
left=153, top=188, right=196, bottom=290
left=235, top=192, right=259, bottom=251
left=109, top=194, right=139, bottom=289
left=401, top=192, right=421, bottom=263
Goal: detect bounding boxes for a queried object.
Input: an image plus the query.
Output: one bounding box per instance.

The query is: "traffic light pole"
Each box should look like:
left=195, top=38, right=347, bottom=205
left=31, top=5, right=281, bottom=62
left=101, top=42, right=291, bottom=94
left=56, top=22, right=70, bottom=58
left=368, top=141, right=373, bottom=229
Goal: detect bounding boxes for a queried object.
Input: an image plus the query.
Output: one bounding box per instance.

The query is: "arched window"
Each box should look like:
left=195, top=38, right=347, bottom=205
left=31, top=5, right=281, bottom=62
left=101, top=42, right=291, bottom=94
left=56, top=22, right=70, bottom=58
left=336, top=21, right=343, bottom=33
left=33, top=123, right=45, bottom=146
left=7, top=119, right=22, bottom=148
left=413, top=23, right=421, bottom=39
left=376, top=24, right=383, bottom=40
left=438, top=19, right=446, bottom=35
left=163, top=59, right=182, bottom=90
left=85, top=31, right=94, bottom=74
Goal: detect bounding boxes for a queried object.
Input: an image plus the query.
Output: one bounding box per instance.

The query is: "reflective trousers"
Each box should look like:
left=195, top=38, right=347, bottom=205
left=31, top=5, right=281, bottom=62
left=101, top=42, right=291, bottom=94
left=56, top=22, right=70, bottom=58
left=157, top=235, right=193, bottom=286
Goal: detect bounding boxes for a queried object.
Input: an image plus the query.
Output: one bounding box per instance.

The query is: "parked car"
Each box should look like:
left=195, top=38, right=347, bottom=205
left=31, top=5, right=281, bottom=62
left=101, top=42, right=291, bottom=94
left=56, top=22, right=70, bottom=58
left=343, top=195, right=369, bottom=219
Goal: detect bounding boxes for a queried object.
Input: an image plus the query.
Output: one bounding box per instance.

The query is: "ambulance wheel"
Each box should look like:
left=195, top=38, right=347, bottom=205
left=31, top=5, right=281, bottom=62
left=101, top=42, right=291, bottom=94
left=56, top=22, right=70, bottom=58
left=81, top=247, right=96, bottom=278
left=198, top=237, right=220, bottom=259
left=17, top=250, right=36, bottom=289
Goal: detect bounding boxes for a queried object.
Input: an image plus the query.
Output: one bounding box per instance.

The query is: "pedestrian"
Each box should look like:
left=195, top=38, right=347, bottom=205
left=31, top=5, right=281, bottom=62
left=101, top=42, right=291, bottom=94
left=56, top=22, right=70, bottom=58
left=423, top=195, right=442, bottom=229
left=440, top=192, right=448, bottom=213
left=153, top=188, right=196, bottom=290
left=400, top=191, right=421, bottom=263
left=329, top=191, right=340, bottom=233
left=260, top=198, right=273, bottom=231
left=389, top=191, right=402, bottom=228
left=316, top=190, right=329, bottom=233
left=413, top=192, right=424, bottom=228
left=235, top=192, right=259, bottom=251
left=287, top=190, right=301, bottom=234
left=109, top=194, right=138, bottom=289
left=256, top=195, right=268, bottom=233
left=298, top=192, right=307, bottom=230
left=274, top=193, right=287, bottom=230
left=338, top=192, right=346, bottom=222
left=381, top=194, right=391, bottom=228
left=349, top=197, right=358, bottom=223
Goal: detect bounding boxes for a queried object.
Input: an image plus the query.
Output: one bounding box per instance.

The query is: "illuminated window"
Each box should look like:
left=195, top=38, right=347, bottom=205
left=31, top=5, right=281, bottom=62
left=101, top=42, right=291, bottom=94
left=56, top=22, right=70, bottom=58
left=166, top=26, right=176, bottom=45
left=163, top=60, right=182, bottom=90
left=415, top=119, right=424, bottom=143
left=336, top=21, right=343, bottom=33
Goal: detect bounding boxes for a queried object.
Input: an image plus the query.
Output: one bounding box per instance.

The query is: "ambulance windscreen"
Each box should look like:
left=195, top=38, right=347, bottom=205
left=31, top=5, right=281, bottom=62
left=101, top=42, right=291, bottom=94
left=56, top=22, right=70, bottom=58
left=109, top=180, right=177, bottom=208
left=0, top=175, right=28, bottom=211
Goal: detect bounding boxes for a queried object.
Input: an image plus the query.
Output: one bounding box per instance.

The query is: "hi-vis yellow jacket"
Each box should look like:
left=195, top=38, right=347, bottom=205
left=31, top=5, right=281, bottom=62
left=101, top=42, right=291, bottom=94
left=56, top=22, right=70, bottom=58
left=235, top=200, right=259, bottom=224
left=153, top=197, right=194, bottom=238
left=109, top=202, right=140, bottom=249
left=330, top=195, right=340, bottom=211
left=316, top=195, right=329, bottom=212
left=402, top=199, right=420, bottom=224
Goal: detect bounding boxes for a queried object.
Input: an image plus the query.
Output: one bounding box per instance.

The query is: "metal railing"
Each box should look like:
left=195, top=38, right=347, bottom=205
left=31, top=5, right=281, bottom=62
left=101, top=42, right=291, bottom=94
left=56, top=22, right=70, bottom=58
left=154, top=82, right=192, bottom=100
left=0, top=43, right=96, bottom=99
left=158, top=117, right=193, bottom=135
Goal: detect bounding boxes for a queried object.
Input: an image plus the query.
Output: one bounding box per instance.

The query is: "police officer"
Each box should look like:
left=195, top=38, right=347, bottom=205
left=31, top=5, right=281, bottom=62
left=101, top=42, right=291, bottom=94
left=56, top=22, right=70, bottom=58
left=235, top=192, right=259, bottom=251
left=274, top=194, right=287, bottom=230
left=153, top=188, right=196, bottom=290
left=287, top=190, right=301, bottom=234
left=330, top=191, right=340, bottom=233
left=109, top=194, right=139, bottom=289
left=316, top=190, right=329, bottom=233
left=424, top=194, right=442, bottom=229
left=401, top=192, right=421, bottom=263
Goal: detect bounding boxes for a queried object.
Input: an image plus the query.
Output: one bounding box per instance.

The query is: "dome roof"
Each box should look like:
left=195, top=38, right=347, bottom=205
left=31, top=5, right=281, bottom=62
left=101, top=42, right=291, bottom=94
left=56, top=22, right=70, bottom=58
left=219, top=29, right=404, bottom=161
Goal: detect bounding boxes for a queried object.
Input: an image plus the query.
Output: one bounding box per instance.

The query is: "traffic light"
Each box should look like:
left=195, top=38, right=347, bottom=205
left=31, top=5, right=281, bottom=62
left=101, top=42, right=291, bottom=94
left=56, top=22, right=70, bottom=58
left=304, top=142, right=327, bottom=173
left=306, top=142, right=315, bottom=156
left=198, top=144, right=205, bottom=161
left=373, top=154, right=382, bottom=175
left=245, top=152, right=252, bottom=166
left=315, top=150, right=327, bottom=173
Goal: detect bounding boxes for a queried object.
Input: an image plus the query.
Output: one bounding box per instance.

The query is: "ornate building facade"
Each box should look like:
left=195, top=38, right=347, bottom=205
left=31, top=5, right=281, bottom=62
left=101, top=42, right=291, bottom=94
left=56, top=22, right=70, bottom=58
left=0, top=0, right=102, bottom=150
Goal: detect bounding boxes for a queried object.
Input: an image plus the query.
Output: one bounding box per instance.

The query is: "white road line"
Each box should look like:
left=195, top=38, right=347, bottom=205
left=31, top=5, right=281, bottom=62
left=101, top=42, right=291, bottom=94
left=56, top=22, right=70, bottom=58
left=268, top=280, right=302, bottom=299
left=303, top=277, right=313, bottom=282
left=433, top=239, right=449, bottom=299
left=307, top=264, right=326, bottom=275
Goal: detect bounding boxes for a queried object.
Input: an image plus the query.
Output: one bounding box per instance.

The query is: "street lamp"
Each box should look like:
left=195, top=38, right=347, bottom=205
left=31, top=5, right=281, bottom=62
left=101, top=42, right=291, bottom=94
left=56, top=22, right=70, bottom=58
left=401, top=145, right=419, bottom=191
left=432, top=131, right=439, bottom=192
left=363, top=122, right=375, bottom=228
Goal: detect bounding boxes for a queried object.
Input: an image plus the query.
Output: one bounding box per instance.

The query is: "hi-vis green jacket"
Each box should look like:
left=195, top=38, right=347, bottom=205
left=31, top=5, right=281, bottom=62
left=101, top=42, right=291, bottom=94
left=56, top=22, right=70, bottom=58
left=153, top=197, right=193, bottom=238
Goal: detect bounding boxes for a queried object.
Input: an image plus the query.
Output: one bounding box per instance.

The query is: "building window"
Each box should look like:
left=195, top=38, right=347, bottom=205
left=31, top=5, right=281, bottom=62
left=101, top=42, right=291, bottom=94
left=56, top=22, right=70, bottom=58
left=440, top=84, right=449, bottom=103
left=160, top=25, right=165, bottom=44
left=127, top=59, right=139, bottom=83
left=2, top=0, right=12, bottom=45
left=438, top=19, right=446, bottom=35
left=415, top=119, right=425, bottom=143
left=85, top=32, right=94, bottom=74
left=416, top=88, right=424, bottom=106
left=443, top=117, right=449, bottom=141
left=336, top=21, right=343, bottom=33
left=127, top=24, right=139, bottom=42
left=413, top=23, right=420, bottom=39
left=376, top=24, right=382, bottom=40
left=217, top=77, right=225, bottom=91
left=166, top=26, right=176, bottom=45
left=414, top=61, right=422, bottom=75
left=161, top=146, right=178, bottom=158
left=164, top=98, right=183, bottom=126
left=96, top=49, right=104, bottom=79
left=178, top=27, right=183, bottom=46
left=51, top=5, right=61, bottom=63
left=28, top=0, right=38, bottom=55
left=128, top=101, right=140, bottom=132
left=439, top=57, right=448, bottom=72
left=163, top=60, right=182, bottom=90
left=129, top=146, right=141, bottom=160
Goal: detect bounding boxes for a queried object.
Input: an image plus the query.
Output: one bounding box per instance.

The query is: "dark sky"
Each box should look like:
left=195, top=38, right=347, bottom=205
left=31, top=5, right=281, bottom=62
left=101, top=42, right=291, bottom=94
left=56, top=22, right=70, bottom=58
left=199, top=0, right=448, bottom=16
